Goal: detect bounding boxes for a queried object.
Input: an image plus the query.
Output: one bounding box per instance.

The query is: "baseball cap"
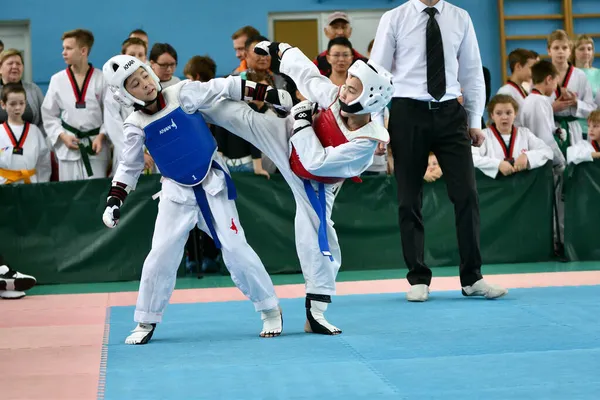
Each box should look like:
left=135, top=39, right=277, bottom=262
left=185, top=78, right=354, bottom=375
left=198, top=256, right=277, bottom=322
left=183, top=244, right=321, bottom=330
left=327, top=11, right=350, bottom=25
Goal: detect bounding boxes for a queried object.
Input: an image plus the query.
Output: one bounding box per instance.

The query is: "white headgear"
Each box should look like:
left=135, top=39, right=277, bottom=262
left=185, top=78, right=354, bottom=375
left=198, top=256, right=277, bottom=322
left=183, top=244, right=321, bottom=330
left=341, top=60, right=394, bottom=115
left=102, top=55, right=161, bottom=107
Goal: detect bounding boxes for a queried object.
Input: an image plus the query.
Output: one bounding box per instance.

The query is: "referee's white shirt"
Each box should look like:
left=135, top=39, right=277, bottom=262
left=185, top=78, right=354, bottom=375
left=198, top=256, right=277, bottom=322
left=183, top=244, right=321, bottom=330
left=370, top=0, right=485, bottom=129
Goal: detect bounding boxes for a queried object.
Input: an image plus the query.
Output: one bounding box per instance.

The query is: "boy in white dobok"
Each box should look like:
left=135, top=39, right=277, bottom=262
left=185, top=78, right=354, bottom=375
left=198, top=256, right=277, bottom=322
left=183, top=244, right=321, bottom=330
left=198, top=41, right=394, bottom=335
left=101, top=55, right=293, bottom=344
left=41, top=29, right=108, bottom=181
left=473, top=94, right=553, bottom=178
left=567, top=109, right=600, bottom=164
left=0, top=84, right=51, bottom=184
left=496, top=49, right=537, bottom=115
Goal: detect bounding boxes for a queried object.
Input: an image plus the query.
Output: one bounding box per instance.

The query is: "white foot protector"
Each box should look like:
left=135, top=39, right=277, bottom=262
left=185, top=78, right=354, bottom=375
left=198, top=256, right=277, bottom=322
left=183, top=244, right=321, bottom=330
left=125, top=323, right=156, bottom=345
left=305, top=297, right=342, bottom=335
left=260, top=307, right=283, bottom=338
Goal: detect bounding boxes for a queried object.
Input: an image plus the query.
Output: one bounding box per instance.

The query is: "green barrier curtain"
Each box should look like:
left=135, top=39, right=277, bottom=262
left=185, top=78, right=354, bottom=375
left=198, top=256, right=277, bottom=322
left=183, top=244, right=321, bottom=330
left=564, top=160, right=600, bottom=261
left=0, top=162, right=555, bottom=284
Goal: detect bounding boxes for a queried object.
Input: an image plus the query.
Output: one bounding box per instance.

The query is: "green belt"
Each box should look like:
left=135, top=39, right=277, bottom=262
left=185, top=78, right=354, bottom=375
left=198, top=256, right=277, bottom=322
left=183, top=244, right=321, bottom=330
left=61, top=120, right=100, bottom=177
left=554, top=115, right=578, bottom=157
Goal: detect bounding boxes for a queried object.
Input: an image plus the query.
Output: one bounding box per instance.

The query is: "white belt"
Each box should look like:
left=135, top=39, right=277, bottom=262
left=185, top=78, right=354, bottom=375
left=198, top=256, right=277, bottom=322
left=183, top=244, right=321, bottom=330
left=224, top=155, right=252, bottom=167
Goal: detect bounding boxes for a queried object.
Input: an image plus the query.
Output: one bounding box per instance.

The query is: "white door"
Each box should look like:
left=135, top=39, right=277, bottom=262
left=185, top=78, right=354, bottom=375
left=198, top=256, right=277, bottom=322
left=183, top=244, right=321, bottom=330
left=0, top=21, right=32, bottom=82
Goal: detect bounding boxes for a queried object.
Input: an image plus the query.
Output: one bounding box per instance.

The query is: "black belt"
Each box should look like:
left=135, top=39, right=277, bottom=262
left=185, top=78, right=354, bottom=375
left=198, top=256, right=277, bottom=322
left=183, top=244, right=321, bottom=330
left=393, top=97, right=458, bottom=111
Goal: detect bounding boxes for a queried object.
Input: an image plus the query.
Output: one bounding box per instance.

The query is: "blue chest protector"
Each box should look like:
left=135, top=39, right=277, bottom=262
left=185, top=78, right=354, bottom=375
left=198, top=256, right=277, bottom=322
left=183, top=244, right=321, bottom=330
left=144, top=107, right=217, bottom=186
left=143, top=107, right=236, bottom=249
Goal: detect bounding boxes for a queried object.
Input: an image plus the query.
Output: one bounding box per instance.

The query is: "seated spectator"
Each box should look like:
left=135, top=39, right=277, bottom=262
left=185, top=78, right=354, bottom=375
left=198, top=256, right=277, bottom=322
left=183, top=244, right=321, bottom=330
left=567, top=109, right=600, bottom=164
left=473, top=94, right=553, bottom=179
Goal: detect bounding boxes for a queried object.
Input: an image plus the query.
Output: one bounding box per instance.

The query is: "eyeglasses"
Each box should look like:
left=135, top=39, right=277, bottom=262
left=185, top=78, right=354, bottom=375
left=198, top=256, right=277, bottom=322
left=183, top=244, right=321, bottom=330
left=154, top=62, right=176, bottom=70
left=329, top=53, right=352, bottom=59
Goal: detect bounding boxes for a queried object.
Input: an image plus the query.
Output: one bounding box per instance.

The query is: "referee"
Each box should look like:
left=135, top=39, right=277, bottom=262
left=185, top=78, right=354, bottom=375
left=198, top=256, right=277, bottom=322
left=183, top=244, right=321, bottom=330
left=370, top=0, right=507, bottom=301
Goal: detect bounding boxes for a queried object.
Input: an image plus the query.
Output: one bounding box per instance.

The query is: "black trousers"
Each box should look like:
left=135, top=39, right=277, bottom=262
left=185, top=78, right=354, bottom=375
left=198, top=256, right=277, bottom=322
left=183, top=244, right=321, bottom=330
left=388, top=98, right=483, bottom=287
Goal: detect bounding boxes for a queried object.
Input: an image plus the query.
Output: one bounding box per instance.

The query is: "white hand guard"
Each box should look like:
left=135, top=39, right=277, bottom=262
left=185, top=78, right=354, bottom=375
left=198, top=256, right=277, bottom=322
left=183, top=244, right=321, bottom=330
left=291, top=100, right=317, bottom=135
left=103, top=197, right=122, bottom=228
left=102, top=182, right=129, bottom=229
left=253, top=41, right=293, bottom=73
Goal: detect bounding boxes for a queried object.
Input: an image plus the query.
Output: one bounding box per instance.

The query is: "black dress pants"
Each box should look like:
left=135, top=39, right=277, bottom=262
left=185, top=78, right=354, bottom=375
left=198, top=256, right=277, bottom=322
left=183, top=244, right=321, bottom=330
left=388, top=98, right=483, bottom=287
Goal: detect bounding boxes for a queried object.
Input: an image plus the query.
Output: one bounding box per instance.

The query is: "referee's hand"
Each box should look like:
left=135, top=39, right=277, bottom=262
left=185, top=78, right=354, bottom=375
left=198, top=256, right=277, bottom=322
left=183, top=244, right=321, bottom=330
left=469, top=128, right=485, bottom=147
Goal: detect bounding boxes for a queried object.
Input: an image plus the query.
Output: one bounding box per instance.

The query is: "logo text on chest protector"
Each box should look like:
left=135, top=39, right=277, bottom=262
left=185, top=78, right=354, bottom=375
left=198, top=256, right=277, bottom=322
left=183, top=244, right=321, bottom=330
left=159, top=119, right=178, bottom=135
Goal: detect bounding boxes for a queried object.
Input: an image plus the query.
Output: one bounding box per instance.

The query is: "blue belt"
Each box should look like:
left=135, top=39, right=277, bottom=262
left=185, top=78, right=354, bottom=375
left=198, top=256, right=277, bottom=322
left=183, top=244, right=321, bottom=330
left=192, top=161, right=237, bottom=249
left=303, top=179, right=333, bottom=261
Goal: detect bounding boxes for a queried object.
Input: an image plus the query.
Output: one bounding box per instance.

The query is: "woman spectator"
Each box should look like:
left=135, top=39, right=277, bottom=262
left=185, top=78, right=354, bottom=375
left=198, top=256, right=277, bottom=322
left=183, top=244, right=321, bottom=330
left=0, top=49, right=45, bottom=133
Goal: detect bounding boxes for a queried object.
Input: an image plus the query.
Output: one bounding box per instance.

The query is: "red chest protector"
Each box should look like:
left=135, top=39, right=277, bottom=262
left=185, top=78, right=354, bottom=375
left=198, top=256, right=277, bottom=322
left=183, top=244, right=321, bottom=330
left=289, top=107, right=362, bottom=184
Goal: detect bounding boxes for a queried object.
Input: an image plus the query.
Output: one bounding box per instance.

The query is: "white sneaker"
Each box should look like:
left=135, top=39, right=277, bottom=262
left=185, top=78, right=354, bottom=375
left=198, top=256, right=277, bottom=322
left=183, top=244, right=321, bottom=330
left=406, top=284, right=429, bottom=302
left=260, top=307, right=283, bottom=338
left=0, top=265, right=36, bottom=292
left=125, top=323, right=156, bottom=345
left=462, top=279, right=508, bottom=299
left=0, top=290, right=26, bottom=299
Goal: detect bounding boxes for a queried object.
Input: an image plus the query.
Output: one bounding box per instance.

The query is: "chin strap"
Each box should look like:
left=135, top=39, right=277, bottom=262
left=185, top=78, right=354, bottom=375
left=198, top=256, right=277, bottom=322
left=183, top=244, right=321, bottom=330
left=338, top=98, right=364, bottom=114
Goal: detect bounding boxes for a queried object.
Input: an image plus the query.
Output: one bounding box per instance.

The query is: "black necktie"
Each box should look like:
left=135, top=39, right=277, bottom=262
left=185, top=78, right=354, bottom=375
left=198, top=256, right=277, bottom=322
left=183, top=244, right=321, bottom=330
left=425, top=7, right=446, bottom=101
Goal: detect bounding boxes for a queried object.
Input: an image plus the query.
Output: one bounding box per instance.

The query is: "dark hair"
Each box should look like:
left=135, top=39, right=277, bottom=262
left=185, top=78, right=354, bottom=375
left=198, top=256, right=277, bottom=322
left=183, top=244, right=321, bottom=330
left=184, top=55, right=217, bottom=82
left=245, top=35, right=270, bottom=50
left=367, top=39, right=374, bottom=53
left=508, top=48, right=537, bottom=73
left=150, top=43, right=178, bottom=63
left=327, top=37, right=353, bottom=53
left=531, top=60, right=558, bottom=84
left=232, top=26, right=260, bottom=40
left=129, top=29, right=148, bottom=37
left=1, top=83, right=26, bottom=103
left=246, top=71, right=275, bottom=87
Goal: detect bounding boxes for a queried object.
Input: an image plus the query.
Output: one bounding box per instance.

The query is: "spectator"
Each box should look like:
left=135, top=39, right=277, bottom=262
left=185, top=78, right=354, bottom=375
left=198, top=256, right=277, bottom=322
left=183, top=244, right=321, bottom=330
left=41, top=28, right=108, bottom=181
left=150, top=43, right=180, bottom=88
left=313, top=12, right=367, bottom=76
left=325, top=37, right=354, bottom=86
left=570, top=35, right=600, bottom=139
left=128, top=28, right=149, bottom=47
left=0, top=83, right=51, bottom=184
left=231, top=26, right=260, bottom=75
left=184, top=55, right=216, bottom=82
left=0, top=49, right=46, bottom=133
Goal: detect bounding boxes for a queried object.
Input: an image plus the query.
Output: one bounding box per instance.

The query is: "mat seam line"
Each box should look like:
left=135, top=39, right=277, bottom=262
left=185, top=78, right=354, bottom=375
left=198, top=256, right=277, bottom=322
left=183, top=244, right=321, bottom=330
left=338, top=336, right=403, bottom=396
left=97, top=306, right=111, bottom=400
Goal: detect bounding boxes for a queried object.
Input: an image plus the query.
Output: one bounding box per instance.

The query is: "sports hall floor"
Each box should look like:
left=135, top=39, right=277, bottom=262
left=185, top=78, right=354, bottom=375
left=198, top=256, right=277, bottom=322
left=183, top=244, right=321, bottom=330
left=2, top=262, right=600, bottom=399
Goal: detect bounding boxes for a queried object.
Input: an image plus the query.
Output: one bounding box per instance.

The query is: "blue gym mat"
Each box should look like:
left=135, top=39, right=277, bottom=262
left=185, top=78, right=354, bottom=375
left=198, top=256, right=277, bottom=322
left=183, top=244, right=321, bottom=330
left=102, top=286, right=600, bottom=399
